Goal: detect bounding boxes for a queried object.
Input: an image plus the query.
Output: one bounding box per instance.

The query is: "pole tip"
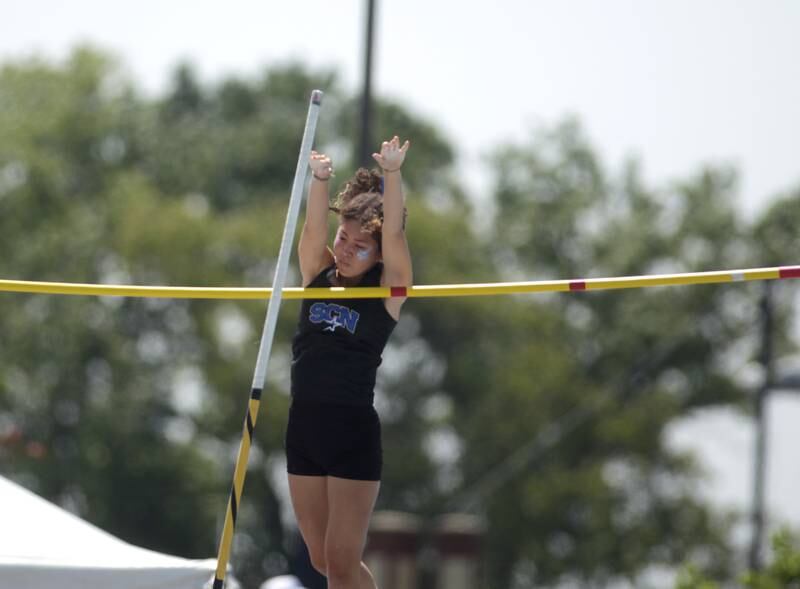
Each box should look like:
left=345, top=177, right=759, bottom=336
left=311, top=90, right=323, bottom=105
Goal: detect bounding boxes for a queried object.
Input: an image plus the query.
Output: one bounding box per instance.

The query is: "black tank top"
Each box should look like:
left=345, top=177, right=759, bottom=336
left=291, top=263, right=397, bottom=406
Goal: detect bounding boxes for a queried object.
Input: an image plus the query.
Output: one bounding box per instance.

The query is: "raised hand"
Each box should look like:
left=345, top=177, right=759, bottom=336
left=309, top=150, right=333, bottom=180
left=372, top=136, right=410, bottom=173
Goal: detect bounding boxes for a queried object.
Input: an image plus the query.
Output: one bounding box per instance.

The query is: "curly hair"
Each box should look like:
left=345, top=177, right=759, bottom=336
left=329, top=168, right=407, bottom=249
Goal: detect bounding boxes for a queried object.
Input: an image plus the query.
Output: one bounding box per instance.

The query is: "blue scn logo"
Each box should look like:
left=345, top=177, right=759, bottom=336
left=309, top=302, right=360, bottom=334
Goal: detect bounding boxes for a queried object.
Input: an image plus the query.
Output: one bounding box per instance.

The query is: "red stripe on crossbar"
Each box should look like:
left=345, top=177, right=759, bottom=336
left=569, top=281, right=587, bottom=291
left=779, top=266, right=800, bottom=279
left=390, top=286, right=408, bottom=297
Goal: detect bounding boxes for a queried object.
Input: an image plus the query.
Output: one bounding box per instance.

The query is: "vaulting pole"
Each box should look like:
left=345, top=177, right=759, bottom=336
left=212, top=89, right=323, bottom=589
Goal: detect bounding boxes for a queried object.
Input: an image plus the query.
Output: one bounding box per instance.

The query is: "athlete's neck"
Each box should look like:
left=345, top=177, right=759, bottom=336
left=331, top=266, right=365, bottom=287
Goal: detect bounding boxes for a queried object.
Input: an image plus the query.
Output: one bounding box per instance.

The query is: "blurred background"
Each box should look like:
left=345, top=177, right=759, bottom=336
left=1, top=1, right=799, bottom=588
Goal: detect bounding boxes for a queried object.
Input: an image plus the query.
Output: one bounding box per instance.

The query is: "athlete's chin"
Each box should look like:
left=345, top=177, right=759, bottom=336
left=335, top=261, right=356, bottom=275
left=336, top=256, right=376, bottom=277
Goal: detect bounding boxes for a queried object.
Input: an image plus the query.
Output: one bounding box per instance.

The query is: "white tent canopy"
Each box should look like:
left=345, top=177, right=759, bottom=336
left=0, top=474, right=219, bottom=589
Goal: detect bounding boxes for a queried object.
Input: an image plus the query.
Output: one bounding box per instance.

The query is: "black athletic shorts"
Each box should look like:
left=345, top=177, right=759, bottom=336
left=285, top=400, right=382, bottom=481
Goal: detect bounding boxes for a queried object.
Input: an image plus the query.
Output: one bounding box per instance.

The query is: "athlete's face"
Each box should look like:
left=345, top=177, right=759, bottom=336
left=333, top=219, right=380, bottom=277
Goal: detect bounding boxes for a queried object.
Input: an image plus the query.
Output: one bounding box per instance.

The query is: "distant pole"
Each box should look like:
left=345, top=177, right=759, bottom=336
left=749, top=280, right=774, bottom=571
left=358, top=0, right=377, bottom=167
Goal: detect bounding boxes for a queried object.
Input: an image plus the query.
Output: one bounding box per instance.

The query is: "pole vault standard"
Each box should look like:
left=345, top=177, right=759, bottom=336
left=212, top=89, right=323, bottom=589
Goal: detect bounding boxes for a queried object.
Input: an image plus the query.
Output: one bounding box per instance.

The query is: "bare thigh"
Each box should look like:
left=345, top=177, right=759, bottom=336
left=325, top=477, right=380, bottom=572
left=288, top=474, right=329, bottom=570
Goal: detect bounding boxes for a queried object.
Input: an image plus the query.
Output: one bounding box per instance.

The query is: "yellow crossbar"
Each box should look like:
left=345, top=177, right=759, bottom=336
left=0, top=266, right=797, bottom=300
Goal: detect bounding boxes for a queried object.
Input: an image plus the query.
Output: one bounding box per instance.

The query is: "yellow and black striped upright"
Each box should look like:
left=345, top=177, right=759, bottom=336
left=213, top=387, right=262, bottom=589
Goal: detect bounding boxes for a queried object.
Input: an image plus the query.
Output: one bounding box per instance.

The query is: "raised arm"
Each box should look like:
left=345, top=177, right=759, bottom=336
left=372, top=136, right=413, bottom=318
left=298, top=151, right=334, bottom=286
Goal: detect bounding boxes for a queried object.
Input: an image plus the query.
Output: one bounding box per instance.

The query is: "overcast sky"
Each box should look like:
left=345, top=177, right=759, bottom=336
left=3, top=1, right=800, bottom=220
left=2, top=0, right=799, bottom=545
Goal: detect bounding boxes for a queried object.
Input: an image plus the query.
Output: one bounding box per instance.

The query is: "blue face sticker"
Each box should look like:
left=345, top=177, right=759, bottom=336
left=356, top=247, right=373, bottom=261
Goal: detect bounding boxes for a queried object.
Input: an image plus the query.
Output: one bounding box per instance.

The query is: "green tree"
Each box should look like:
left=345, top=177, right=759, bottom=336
left=413, top=120, right=759, bottom=587
left=2, top=46, right=798, bottom=589
left=676, top=529, right=800, bottom=589
left=0, top=46, right=459, bottom=587
left=742, top=529, right=800, bottom=588
left=0, top=48, right=342, bottom=586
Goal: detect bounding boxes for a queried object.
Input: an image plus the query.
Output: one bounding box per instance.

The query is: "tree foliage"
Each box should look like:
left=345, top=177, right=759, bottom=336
left=0, top=47, right=798, bottom=588
left=676, top=529, right=800, bottom=589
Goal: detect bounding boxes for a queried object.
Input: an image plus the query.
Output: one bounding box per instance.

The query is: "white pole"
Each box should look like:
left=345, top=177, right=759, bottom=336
left=252, top=89, right=322, bottom=389
left=213, top=89, right=323, bottom=589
